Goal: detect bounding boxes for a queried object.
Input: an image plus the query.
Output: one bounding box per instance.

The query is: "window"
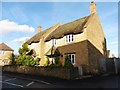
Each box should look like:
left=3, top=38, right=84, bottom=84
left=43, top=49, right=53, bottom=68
left=66, top=34, right=74, bottom=43
left=4, top=59, right=9, bottom=65
left=52, top=39, right=56, bottom=45
left=49, top=57, right=55, bottom=64
left=0, top=50, right=4, bottom=55
left=68, top=54, right=75, bottom=64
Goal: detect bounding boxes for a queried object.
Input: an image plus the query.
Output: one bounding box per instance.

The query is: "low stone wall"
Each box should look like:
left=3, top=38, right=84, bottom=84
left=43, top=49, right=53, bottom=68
left=2, top=66, right=79, bottom=80
left=82, top=65, right=100, bottom=75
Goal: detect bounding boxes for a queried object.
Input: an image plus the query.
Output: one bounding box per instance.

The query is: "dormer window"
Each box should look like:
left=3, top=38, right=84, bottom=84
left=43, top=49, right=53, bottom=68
left=66, top=34, right=74, bottom=43
left=52, top=39, right=56, bottom=45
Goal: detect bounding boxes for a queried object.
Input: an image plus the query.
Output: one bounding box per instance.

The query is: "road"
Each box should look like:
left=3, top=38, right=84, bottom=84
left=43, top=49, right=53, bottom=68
left=1, top=71, right=120, bottom=89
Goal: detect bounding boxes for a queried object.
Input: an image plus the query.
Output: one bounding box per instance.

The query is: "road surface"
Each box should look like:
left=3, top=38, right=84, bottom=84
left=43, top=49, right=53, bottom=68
left=1, top=71, right=120, bottom=89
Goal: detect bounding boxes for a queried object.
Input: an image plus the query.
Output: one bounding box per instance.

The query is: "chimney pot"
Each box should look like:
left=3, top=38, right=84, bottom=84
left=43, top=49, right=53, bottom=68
left=38, top=26, right=42, bottom=32
left=90, top=1, right=97, bottom=14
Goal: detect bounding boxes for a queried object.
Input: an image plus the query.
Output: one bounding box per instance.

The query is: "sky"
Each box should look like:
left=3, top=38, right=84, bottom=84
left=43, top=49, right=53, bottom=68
left=0, top=1, right=118, bottom=57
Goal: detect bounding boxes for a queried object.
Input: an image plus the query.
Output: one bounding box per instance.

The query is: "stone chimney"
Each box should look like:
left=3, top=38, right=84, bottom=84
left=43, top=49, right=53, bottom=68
left=38, top=26, right=42, bottom=32
left=90, top=1, right=97, bottom=14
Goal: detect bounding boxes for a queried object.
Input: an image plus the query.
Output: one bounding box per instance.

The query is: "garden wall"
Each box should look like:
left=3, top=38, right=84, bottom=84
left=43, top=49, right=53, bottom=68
left=2, top=66, right=79, bottom=80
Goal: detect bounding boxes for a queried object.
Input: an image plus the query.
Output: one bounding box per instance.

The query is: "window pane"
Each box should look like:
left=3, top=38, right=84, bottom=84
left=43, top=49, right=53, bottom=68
left=66, top=36, right=68, bottom=42
left=54, top=39, right=56, bottom=45
left=52, top=39, right=54, bottom=45
left=69, top=35, right=71, bottom=42
left=52, top=39, right=56, bottom=45
left=53, top=58, right=55, bottom=63
left=66, top=35, right=74, bottom=43
left=68, top=55, right=71, bottom=62
left=72, top=35, right=74, bottom=41
left=0, top=50, right=4, bottom=55
left=72, top=55, right=75, bottom=63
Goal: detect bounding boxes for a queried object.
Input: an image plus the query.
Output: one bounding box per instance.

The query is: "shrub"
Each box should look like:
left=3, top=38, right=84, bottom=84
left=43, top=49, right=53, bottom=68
left=19, top=43, right=30, bottom=56
left=13, top=43, right=40, bottom=67
left=9, top=53, right=15, bottom=65
left=44, top=57, right=50, bottom=67
left=44, top=56, right=62, bottom=67
left=54, top=57, right=62, bottom=67
left=29, top=58, right=36, bottom=66
left=34, top=57, right=40, bottom=66
left=49, top=63, right=56, bottom=67
left=64, top=55, right=73, bottom=68
left=15, top=55, right=40, bottom=67
left=16, top=55, right=24, bottom=65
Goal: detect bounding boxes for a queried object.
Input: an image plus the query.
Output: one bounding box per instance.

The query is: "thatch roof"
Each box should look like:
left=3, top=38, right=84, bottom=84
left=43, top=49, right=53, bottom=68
left=44, top=15, right=90, bottom=42
left=26, top=28, right=50, bottom=45
left=0, top=43, right=14, bottom=51
left=26, top=14, right=91, bottom=44
left=26, top=23, right=61, bottom=45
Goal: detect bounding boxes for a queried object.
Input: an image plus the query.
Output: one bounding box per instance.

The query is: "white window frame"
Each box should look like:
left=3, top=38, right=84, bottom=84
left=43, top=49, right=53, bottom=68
left=52, top=39, right=56, bottom=45
left=0, top=50, right=4, bottom=55
left=68, top=54, right=75, bottom=64
left=49, top=57, right=55, bottom=64
left=66, top=34, right=74, bottom=43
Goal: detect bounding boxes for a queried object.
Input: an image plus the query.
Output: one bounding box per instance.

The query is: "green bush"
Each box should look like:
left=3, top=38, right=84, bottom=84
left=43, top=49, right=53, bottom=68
left=64, top=55, right=73, bottom=68
left=29, top=58, right=36, bottom=66
left=49, top=63, right=56, bottom=67
left=34, top=57, right=40, bottom=66
left=44, top=57, right=50, bottom=67
left=19, top=43, right=30, bottom=56
left=13, top=43, right=40, bottom=67
left=44, top=56, right=62, bottom=67
left=54, top=57, right=62, bottom=67
left=15, top=55, right=40, bottom=67
left=16, top=55, right=24, bottom=65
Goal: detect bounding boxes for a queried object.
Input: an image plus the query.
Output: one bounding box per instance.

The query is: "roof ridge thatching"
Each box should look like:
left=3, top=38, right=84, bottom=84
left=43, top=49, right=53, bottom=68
left=26, top=23, right=60, bottom=45
left=26, top=14, right=92, bottom=44
left=44, top=15, right=90, bottom=42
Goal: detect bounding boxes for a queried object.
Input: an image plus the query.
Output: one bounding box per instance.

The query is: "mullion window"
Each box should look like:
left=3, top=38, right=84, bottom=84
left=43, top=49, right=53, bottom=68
left=71, top=35, right=73, bottom=41
left=52, top=39, right=56, bottom=45
left=71, top=54, right=75, bottom=63
left=66, top=36, right=68, bottom=42
left=69, top=35, right=71, bottom=42
left=68, top=54, right=75, bottom=64
left=66, top=34, right=74, bottom=43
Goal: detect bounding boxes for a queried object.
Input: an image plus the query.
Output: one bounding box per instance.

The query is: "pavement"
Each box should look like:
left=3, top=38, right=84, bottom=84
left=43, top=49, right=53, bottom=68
left=1, top=71, right=120, bottom=89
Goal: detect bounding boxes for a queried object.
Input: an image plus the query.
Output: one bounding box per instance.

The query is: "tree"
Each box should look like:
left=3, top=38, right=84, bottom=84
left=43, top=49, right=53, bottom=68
left=19, top=43, right=30, bottom=56
left=14, top=43, right=40, bottom=67
left=64, top=55, right=73, bottom=68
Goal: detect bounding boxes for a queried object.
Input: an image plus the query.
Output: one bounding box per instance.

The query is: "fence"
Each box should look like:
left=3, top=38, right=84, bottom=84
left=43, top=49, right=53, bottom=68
left=105, top=58, right=120, bottom=74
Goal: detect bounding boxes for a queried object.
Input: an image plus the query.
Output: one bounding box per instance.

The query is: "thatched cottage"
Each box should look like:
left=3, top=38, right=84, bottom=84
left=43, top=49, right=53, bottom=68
left=26, top=2, right=107, bottom=71
left=0, top=43, right=14, bottom=66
